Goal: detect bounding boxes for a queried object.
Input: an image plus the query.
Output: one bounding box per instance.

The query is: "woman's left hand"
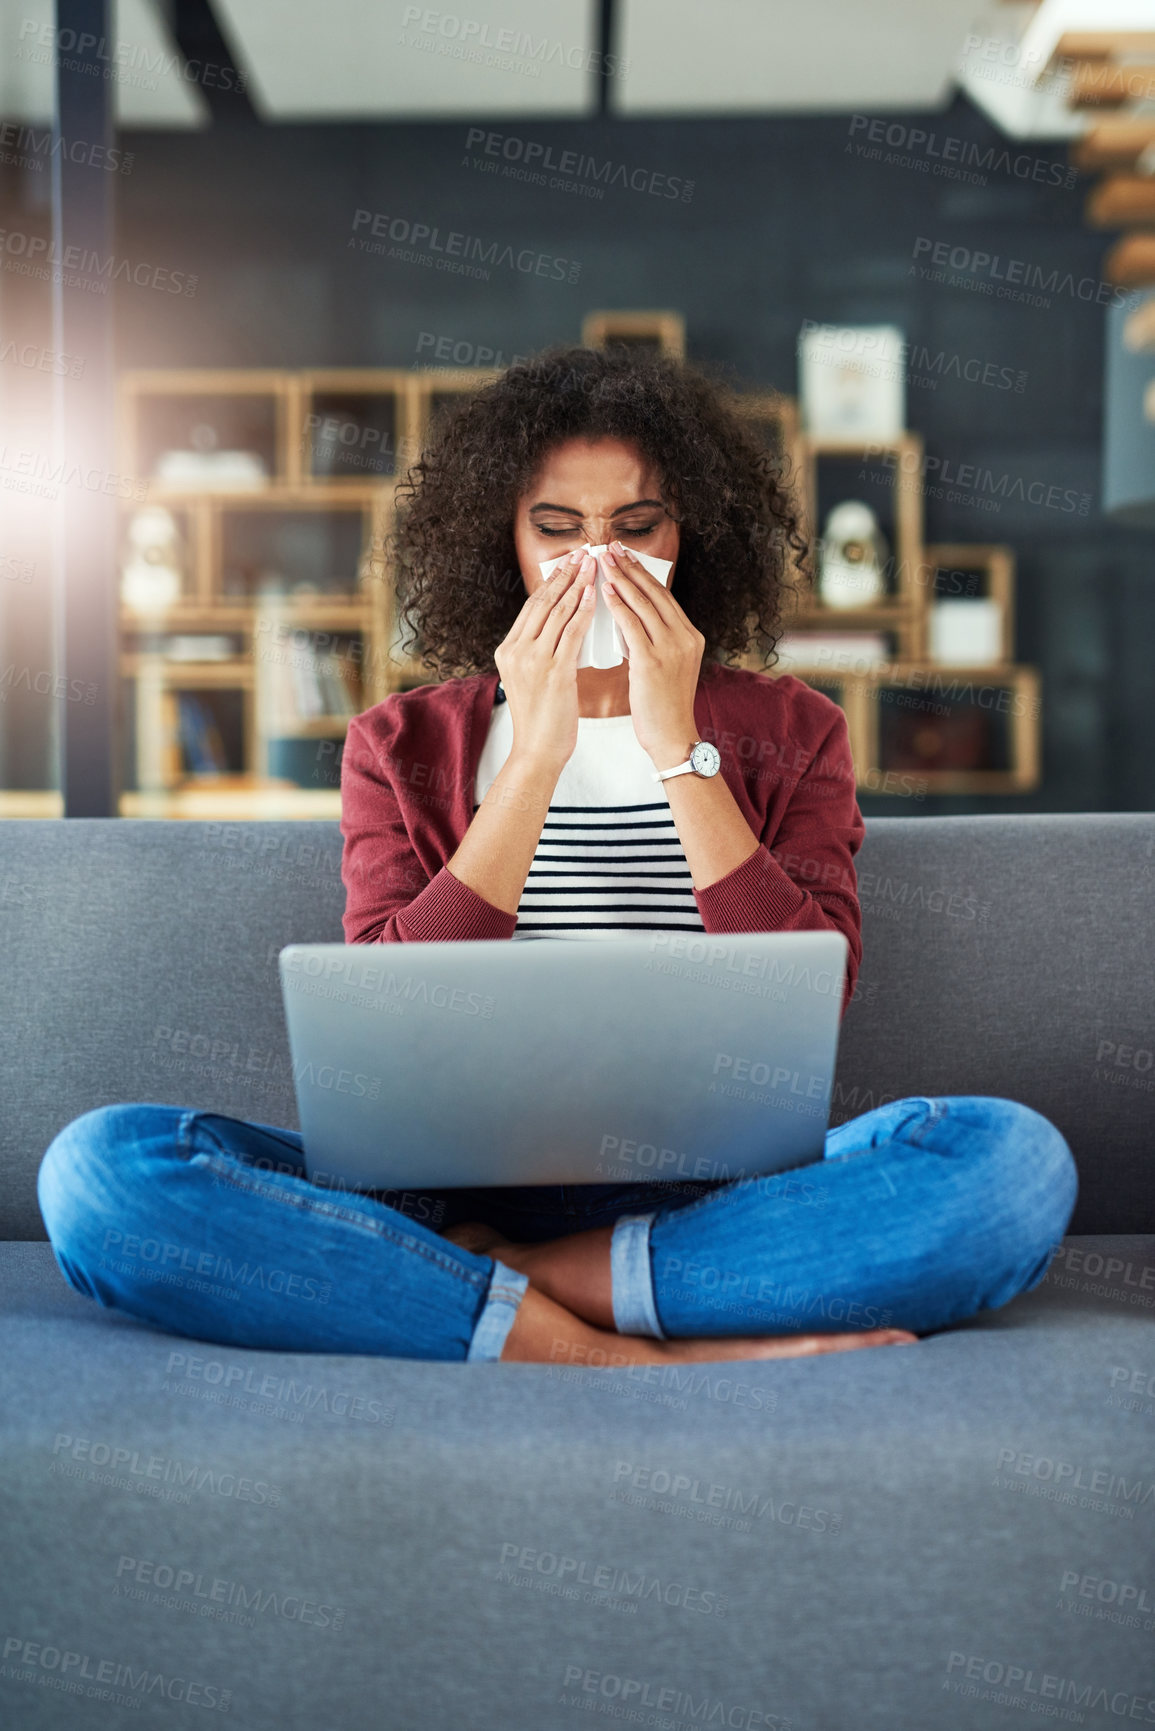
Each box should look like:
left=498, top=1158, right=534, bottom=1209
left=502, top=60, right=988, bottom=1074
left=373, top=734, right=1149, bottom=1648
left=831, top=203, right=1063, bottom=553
left=601, top=541, right=704, bottom=765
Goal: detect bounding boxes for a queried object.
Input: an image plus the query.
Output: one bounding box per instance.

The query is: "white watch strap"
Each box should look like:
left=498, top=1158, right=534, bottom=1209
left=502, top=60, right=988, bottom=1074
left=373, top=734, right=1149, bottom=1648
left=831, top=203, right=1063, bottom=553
left=652, top=759, right=695, bottom=783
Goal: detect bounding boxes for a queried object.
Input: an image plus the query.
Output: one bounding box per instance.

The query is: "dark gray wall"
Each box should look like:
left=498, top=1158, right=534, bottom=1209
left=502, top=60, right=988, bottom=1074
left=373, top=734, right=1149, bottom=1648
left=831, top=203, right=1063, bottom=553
left=36, top=95, right=1155, bottom=810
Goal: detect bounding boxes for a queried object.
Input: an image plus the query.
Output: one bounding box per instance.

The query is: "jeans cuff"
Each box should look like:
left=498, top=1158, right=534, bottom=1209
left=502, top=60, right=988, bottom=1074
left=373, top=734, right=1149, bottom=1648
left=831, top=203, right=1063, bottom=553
left=466, top=1258, right=530, bottom=1363
left=610, top=1213, right=666, bottom=1339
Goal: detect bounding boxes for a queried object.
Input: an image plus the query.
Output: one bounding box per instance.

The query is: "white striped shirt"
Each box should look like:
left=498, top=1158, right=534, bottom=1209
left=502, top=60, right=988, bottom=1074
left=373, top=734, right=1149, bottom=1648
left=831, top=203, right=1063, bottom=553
left=473, top=693, right=706, bottom=940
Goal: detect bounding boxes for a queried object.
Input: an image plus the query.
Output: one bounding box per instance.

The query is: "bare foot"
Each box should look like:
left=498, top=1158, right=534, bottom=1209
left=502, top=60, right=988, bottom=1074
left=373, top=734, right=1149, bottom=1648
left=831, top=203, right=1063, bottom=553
left=499, top=1283, right=917, bottom=1365
left=450, top=1220, right=920, bottom=1359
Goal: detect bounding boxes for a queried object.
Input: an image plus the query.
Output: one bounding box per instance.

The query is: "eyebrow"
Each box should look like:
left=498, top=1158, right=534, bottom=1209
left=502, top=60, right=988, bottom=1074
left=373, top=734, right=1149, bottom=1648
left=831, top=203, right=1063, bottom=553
left=528, top=499, right=666, bottom=516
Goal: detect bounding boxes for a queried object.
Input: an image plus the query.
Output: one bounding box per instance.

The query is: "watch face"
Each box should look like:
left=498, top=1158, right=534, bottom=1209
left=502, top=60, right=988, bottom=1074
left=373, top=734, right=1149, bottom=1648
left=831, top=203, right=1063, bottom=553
left=690, top=741, right=721, bottom=777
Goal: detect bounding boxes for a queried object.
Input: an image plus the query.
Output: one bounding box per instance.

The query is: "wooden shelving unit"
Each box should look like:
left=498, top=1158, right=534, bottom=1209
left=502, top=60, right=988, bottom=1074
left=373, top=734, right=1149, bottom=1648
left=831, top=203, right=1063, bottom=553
left=581, top=309, right=686, bottom=357
left=757, top=528, right=1038, bottom=794
left=116, top=368, right=402, bottom=818
left=116, top=343, right=1040, bottom=816
left=720, top=405, right=1035, bottom=793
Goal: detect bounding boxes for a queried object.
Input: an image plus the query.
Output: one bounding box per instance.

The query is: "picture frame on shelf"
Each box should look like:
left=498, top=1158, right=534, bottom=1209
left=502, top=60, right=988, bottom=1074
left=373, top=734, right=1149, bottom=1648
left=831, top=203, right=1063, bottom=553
left=798, top=322, right=906, bottom=440
left=922, top=544, right=1014, bottom=666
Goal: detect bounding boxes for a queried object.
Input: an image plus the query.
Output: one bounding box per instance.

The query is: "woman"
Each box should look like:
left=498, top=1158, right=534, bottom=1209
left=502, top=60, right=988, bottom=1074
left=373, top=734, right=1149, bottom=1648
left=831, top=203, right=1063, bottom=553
left=38, top=345, right=1077, bottom=1367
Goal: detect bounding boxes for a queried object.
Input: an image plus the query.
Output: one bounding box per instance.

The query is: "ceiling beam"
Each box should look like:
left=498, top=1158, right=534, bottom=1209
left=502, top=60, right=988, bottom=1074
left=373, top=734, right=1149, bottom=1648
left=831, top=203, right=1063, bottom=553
left=171, top=0, right=256, bottom=122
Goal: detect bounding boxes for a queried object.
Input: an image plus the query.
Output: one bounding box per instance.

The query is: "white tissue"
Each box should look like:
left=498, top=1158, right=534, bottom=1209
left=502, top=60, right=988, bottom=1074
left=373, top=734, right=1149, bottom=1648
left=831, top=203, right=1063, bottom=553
left=537, top=543, right=673, bottom=670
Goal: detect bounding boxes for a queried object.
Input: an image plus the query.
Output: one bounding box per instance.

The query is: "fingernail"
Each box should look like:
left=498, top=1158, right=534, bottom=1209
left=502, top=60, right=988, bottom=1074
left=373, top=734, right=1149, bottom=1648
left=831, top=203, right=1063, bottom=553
left=602, top=579, right=616, bottom=598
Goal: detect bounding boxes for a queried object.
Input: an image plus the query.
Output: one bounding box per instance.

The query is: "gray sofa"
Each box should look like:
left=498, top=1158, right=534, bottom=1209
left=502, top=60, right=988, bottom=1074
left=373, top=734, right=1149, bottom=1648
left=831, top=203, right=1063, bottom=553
left=2, top=813, right=1153, bottom=1731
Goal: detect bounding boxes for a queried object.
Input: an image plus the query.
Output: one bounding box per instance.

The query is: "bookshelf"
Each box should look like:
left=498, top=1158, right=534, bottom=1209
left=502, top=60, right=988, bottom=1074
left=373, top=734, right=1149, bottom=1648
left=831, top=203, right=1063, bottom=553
left=116, top=349, right=1040, bottom=816
left=116, top=369, right=401, bottom=818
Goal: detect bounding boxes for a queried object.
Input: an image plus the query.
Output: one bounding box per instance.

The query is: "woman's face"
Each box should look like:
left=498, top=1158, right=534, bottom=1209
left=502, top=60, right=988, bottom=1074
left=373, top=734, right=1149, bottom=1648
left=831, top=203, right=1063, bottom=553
left=513, top=436, right=680, bottom=596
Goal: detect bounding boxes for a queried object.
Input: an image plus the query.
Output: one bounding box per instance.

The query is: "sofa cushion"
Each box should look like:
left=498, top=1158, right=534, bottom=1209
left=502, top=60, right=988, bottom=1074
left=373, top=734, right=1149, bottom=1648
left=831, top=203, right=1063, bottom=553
left=2, top=1235, right=1153, bottom=1729
left=1, top=814, right=1152, bottom=1239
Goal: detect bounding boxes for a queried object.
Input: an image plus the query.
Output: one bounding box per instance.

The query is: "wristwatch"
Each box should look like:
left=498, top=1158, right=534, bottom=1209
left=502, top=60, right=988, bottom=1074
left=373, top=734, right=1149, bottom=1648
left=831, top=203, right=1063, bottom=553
left=652, top=740, right=722, bottom=783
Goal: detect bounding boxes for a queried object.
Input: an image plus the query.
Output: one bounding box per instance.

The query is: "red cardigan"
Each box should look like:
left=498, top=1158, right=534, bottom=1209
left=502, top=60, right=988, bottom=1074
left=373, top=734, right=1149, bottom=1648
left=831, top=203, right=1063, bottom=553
left=340, top=664, right=866, bottom=1017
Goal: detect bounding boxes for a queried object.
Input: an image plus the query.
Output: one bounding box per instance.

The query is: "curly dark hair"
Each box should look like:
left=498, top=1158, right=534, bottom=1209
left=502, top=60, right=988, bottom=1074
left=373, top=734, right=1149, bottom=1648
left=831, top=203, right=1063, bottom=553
left=390, top=343, right=811, bottom=683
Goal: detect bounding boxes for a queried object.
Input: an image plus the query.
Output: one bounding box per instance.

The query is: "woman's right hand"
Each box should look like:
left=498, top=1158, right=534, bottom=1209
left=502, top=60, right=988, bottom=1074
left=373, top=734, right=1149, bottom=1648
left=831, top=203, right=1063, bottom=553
left=494, top=549, right=598, bottom=769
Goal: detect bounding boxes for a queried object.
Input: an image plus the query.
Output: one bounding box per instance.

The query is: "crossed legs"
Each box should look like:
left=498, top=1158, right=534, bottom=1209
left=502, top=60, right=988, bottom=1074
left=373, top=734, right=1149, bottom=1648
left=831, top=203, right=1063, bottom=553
left=451, top=1095, right=1079, bottom=1362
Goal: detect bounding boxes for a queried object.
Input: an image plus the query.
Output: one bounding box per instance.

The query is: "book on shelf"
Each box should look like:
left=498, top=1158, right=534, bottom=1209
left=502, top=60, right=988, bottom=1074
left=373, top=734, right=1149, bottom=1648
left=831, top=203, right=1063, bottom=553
left=177, top=694, right=229, bottom=775
left=261, top=633, right=362, bottom=730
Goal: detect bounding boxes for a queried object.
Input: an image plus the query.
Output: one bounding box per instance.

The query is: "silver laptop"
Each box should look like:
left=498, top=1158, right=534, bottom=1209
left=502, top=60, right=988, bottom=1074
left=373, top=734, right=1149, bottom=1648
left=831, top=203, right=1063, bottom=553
left=279, top=930, right=848, bottom=1192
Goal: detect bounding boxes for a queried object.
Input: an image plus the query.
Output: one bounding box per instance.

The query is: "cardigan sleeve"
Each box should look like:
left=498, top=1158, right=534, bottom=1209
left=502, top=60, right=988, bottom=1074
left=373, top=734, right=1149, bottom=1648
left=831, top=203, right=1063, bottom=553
left=339, top=712, right=517, bottom=945
left=693, top=702, right=865, bottom=1019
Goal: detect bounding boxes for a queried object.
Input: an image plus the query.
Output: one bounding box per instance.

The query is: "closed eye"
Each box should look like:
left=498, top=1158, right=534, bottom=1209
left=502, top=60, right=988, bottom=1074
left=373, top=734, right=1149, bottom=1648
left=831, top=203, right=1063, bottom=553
left=536, top=523, right=660, bottom=537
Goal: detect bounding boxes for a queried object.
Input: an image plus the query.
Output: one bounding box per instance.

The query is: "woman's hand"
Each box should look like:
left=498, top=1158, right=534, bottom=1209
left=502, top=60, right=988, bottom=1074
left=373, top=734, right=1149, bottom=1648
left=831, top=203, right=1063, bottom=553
left=493, top=549, right=598, bottom=768
left=601, top=541, right=704, bottom=765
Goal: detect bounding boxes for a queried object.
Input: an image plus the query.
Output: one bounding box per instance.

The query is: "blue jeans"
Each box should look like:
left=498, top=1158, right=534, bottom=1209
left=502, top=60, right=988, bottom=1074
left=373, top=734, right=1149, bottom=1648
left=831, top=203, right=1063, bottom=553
left=36, top=1096, right=1077, bottom=1363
